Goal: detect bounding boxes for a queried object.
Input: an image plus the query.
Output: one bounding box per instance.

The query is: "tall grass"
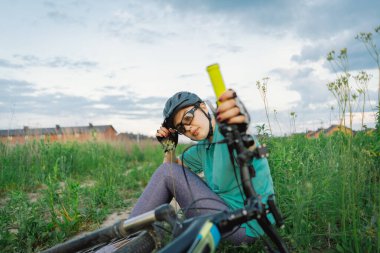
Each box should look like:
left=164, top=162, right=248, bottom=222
left=267, top=133, right=379, bottom=252
left=0, top=140, right=163, bottom=252
left=0, top=133, right=378, bottom=252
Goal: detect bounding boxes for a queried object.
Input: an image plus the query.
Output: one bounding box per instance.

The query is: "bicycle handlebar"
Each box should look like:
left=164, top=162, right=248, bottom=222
left=159, top=195, right=288, bottom=253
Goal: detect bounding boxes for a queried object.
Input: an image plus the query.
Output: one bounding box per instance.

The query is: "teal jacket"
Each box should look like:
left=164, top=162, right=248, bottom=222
left=180, top=124, right=275, bottom=237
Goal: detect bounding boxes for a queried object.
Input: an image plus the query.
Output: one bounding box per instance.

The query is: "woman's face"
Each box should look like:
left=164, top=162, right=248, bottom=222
left=172, top=103, right=211, bottom=141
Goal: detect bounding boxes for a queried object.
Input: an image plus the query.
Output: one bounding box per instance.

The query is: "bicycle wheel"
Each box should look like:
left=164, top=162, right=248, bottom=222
left=80, top=230, right=160, bottom=253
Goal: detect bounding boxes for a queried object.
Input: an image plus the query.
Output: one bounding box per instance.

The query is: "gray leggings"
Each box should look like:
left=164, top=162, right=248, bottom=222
left=129, top=163, right=256, bottom=245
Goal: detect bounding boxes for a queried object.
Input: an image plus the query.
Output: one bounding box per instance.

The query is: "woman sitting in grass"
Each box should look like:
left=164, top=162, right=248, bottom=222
left=129, top=90, right=275, bottom=245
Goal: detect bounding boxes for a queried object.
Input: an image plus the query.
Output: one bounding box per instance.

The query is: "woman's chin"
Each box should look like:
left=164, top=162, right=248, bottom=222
left=192, top=136, right=203, bottom=141
left=192, top=131, right=208, bottom=141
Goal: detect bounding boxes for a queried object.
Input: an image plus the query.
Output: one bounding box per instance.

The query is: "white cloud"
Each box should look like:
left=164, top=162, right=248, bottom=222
left=0, top=0, right=379, bottom=135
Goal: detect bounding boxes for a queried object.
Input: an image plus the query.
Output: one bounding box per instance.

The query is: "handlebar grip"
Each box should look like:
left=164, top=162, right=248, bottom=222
left=206, top=63, right=226, bottom=106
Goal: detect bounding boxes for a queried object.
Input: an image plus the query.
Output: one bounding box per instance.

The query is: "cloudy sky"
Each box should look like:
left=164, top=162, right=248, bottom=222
left=1, top=0, right=379, bottom=136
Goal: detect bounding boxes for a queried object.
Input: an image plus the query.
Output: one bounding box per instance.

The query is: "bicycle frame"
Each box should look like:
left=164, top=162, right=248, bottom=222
left=41, top=204, right=176, bottom=253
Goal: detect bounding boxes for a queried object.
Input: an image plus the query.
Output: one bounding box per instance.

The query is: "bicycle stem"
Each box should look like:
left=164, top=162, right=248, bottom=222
left=219, top=123, right=257, bottom=198
left=218, top=123, right=289, bottom=253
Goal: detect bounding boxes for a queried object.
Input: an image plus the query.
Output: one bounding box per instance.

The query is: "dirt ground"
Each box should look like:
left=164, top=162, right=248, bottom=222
left=100, top=208, right=132, bottom=227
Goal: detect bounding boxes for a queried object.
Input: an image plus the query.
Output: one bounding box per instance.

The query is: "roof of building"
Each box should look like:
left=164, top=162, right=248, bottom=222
left=305, top=124, right=354, bottom=138
left=324, top=124, right=351, bottom=133
left=0, top=124, right=116, bottom=137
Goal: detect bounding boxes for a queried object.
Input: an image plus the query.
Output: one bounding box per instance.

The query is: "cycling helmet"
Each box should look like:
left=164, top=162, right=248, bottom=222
left=163, top=91, right=214, bottom=139
left=163, top=91, right=203, bottom=128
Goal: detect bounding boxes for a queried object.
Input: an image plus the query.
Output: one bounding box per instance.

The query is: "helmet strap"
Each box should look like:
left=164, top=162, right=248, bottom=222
left=199, top=108, right=213, bottom=139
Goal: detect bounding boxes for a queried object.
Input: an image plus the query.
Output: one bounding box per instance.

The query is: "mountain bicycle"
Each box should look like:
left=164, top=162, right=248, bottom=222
left=41, top=64, right=290, bottom=253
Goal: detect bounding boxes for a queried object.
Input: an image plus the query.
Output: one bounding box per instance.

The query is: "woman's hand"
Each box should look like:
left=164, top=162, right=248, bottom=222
left=156, top=125, right=178, bottom=152
left=216, top=89, right=250, bottom=125
left=156, top=126, right=174, bottom=140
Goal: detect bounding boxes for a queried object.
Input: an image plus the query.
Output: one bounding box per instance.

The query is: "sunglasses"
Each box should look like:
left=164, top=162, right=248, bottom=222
left=175, top=104, right=200, bottom=134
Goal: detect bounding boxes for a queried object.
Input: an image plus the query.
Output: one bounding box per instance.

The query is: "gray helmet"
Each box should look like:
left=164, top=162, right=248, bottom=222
left=163, top=91, right=202, bottom=128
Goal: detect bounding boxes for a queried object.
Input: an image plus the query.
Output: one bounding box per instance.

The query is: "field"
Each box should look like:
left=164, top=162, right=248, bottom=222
left=0, top=132, right=379, bottom=252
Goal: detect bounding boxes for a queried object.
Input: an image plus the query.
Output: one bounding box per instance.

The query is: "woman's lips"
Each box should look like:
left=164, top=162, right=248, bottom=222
left=191, top=128, right=199, bottom=136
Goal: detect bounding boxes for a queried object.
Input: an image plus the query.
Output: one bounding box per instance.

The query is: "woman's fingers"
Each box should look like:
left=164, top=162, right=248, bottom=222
left=156, top=127, right=170, bottom=137
left=217, top=99, right=236, bottom=114
left=226, top=115, right=246, bottom=124
left=216, top=89, right=248, bottom=124
left=218, top=89, right=236, bottom=102
left=217, top=106, right=241, bottom=122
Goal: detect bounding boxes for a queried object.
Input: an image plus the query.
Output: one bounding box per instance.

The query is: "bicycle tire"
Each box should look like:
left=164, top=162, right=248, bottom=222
left=113, top=230, right=158, bottom=253
left=79, top=230, right=159, bottom=253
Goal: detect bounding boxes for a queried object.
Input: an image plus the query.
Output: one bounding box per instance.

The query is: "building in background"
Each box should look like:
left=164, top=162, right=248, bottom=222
left=0, top=124, right=117, bottom=144
left=306, top=124, right=354, bottom=138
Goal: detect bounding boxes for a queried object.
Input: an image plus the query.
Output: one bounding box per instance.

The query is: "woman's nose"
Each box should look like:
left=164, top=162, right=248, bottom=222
left=184, top=125, right=192, bottom=132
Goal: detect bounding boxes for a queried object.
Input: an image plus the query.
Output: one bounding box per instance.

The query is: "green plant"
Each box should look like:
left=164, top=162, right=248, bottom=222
left=0, top=137, right=378, bottom=252
left=290, top=112, right=297, bottom=133
left=353, top=71, right=373, bottom=129
left=268, top=133, right=378, bottom=252
left=273, top=109, right=283, bottom=136
left=327, top=49, right=356, bottom=129
left=256, top=77, right=273, bottom=135
left=355, top=25, right=380, bottom=104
